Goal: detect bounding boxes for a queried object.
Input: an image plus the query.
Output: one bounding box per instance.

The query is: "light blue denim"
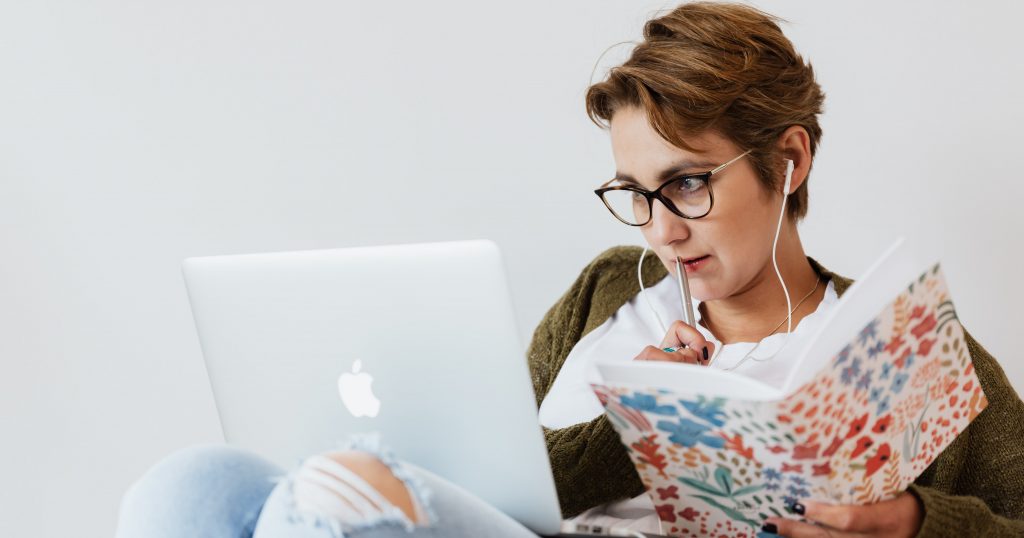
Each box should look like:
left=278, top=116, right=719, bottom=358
left=116, top=433, right=541, bottom=538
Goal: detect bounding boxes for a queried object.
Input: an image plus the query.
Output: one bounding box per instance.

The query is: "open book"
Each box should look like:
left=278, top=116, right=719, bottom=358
left=589, top=240, right=987, bottom=537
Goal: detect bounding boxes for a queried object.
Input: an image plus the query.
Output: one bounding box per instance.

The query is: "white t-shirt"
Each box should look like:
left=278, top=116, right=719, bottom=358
left=538, top=272, right=838, bottom=534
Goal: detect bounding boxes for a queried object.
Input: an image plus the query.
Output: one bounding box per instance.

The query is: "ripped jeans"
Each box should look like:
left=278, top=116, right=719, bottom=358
left=115, top=433, right=540, bottom=538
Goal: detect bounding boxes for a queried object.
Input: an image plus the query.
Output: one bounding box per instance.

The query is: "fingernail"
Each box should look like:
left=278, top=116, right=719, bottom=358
left=761, top=522, right=778, bottom=533
left=782, top=498, right=806, bottom=514
left=702, top=346, right=709, bottom=361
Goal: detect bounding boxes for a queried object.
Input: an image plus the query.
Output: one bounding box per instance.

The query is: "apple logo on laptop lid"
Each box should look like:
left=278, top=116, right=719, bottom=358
left=337, top=359, right=381, bottom=418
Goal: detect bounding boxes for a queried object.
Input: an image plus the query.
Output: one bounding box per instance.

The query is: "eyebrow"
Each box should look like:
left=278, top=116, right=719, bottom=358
left=614, top=159, right=718, bottom=187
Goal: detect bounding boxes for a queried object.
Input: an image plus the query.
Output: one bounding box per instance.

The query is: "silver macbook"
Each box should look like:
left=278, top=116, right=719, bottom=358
left=181, top=239, right=563, bottom=535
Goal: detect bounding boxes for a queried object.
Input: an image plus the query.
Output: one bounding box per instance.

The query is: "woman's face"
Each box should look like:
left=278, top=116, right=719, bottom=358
left=608, top=106, right=785, bottom=301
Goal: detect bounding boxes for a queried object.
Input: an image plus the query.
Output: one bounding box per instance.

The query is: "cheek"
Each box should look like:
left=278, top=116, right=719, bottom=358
left=708, top=190, right=778, bottom=256
left=714, top=222, right=772, bottom=272
left=703, top=212, right=776, bottom=285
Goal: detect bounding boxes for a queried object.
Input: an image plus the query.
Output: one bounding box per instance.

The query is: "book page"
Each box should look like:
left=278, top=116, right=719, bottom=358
left=781, top=238, right=929, bottom=394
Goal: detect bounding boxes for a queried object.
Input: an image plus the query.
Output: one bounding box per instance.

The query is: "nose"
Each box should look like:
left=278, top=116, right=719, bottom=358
left=644, top=197, right=691, bottom=244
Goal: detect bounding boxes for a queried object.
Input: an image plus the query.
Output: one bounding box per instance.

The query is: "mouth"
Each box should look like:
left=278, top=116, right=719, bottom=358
left=676, top=255, right=711, bottom=273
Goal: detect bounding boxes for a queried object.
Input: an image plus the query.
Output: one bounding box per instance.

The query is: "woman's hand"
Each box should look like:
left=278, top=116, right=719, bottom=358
left=764, top=493, right=923, bottom=537
left=632, top=319, right=714, bottom=365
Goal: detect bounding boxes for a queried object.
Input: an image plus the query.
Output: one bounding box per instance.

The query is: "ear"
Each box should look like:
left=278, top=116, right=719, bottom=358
left=775, top=126, right=813, bottom=194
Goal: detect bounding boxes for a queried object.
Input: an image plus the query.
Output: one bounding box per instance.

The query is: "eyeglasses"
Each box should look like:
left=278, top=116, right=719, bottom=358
left=594, top=149, right=751, bottom=226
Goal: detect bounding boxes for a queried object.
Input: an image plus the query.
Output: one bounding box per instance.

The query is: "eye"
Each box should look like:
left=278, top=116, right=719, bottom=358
left=671, top=176, right=705, bottom=194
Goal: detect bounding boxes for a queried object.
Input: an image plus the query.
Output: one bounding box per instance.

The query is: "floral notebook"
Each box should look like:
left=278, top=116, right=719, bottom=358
left=590, top=243, right=987, bottom=537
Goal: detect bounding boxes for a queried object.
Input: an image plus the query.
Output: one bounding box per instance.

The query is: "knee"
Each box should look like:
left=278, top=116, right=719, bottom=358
left=291, top=449, right=431, bottom=529
left=117, top=444, right=281, bottom=536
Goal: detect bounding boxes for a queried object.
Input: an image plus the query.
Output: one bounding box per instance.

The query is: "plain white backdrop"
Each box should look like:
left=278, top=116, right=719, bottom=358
left=1, top=1, right=1021, bottom=536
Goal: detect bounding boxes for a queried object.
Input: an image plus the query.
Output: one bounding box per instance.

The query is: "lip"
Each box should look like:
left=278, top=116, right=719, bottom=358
left=677, top=255, right=710, bottom=273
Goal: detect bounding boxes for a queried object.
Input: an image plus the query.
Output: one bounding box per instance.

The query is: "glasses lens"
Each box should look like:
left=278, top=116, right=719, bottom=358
left=662, top=176, right=711, bottom=218
left=601, top=188, right=650, bottom=225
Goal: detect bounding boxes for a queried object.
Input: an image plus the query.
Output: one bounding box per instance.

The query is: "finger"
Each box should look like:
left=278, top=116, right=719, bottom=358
left=633, top=346, right=700, bottom=364
left=633, top=345, right=701, bottom=364
left=658, top=345, right=705, bottom=365
left=803, top=494, right=921, bottom=535
left=763, top=516, right=861, bottom=538
left=658, top=320, right=714, bottom=363
left=799, top=499, right=878, bottom=533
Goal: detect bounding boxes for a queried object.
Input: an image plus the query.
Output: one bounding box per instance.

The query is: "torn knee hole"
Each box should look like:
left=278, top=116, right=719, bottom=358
left=292, top=451, right=426, bottom=526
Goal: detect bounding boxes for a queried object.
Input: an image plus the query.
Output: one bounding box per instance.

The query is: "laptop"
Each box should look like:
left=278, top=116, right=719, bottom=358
left=181, top=239, right=572, bottom=534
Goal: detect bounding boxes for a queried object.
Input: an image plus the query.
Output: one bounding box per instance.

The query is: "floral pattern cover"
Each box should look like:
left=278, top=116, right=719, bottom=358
left=590, top=264, right=987, bottom=537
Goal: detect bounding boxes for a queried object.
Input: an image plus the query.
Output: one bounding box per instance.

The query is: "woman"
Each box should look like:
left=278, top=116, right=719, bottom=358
left=116, top=2, right=1024, bottom=538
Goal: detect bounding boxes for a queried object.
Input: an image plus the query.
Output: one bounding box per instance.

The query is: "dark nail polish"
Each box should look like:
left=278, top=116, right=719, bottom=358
left=702, top=346, right=709, bottom=361
left=792, top=502, right=805, bottom=515
left=761, top=522, right=778, bottom=533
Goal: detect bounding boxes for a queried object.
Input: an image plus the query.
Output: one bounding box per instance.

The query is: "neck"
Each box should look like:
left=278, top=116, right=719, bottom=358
left=699, top=224, right=824, bottom=345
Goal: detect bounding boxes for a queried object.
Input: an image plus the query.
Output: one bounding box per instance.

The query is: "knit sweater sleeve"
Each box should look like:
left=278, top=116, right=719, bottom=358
left=905, top=330, right=1024, bottom=537
left=907, top=485, right=1024, bottom=537
left=525, top=251, right=647, bottom=519
left=540, top=417, right=647, bottom=519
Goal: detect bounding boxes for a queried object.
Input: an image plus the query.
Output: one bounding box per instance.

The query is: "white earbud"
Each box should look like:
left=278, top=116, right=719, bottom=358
left=783, top=158, right=794, bottom=195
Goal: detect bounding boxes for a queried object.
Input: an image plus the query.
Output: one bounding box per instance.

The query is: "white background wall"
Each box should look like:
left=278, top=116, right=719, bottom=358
left=1, top=1, right=1021, bottom=536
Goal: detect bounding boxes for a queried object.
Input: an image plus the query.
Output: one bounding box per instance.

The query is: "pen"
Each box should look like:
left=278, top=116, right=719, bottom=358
left=676, top=256, right=695, bottom=327
left=662, top=256, right=696, bottom=355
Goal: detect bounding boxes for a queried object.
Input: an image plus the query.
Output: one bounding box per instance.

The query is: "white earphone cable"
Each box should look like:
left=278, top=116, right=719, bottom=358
left=772, top=159, right=795, bottom=335
left=716, top=158, right=797, bottom=370
left=638, top=245, right=669, bottom=337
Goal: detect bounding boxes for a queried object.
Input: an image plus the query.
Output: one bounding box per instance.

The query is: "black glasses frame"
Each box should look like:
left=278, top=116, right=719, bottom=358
left=593, top=149, right=751, bottom=226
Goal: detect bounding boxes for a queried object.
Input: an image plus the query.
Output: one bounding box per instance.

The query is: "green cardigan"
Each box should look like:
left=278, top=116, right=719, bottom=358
left=526, top=245, right=1024, bottom=537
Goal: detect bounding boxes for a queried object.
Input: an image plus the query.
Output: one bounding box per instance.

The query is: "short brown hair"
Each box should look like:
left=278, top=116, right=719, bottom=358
left=585, top=2, right=825, bottom=220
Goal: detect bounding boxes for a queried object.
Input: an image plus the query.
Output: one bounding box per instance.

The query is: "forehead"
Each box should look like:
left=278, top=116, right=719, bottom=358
left=608, top=107, right=736, bottom=186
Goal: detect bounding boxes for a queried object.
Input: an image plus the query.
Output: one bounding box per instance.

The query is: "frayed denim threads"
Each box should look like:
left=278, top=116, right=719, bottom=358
left=277, top=432, right=437, bottom=537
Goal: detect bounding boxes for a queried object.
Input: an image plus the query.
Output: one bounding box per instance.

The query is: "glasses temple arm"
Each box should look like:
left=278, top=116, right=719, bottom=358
left=709, top=149, right=753, bottom=175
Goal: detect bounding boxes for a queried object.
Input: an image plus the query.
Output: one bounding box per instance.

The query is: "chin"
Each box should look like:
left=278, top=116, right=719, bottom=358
left=690, top=279, right=730, bottom=303
left=688, top=284, right=715, bottom=303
